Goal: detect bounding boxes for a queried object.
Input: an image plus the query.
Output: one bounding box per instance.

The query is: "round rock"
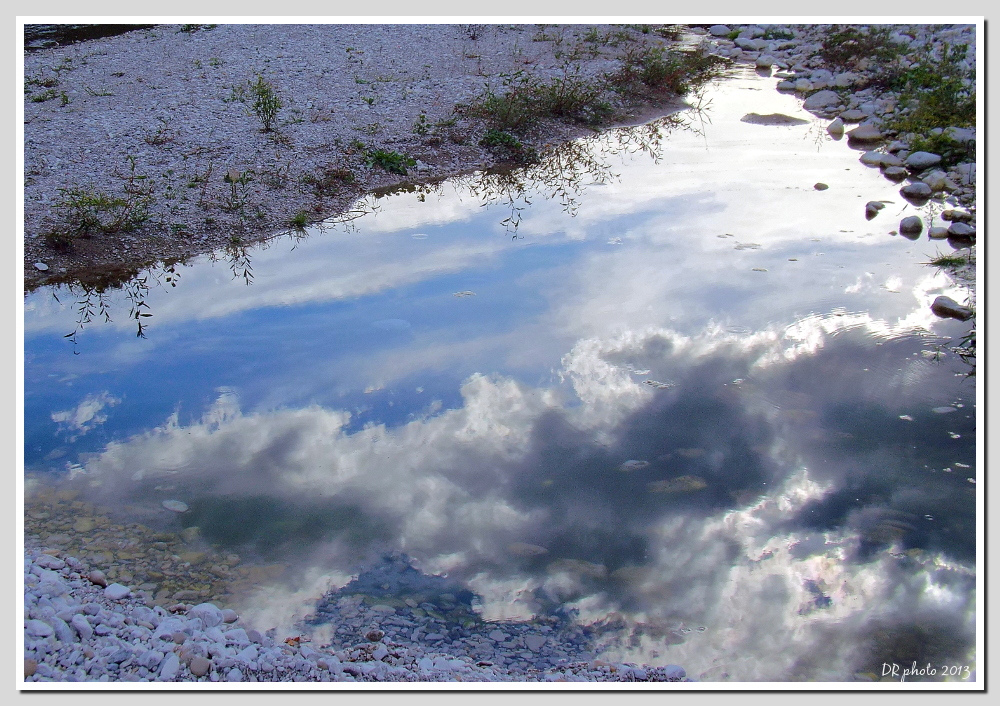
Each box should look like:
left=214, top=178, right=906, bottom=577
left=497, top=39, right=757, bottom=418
left=802, top=90, right=840, bottom=111
left=900, top=182, right=933, bottom=202
left=931, top=296, right=974, bottom=321
left=899, top=216, right=923, bottom=236
left=826, top=117, right=844, bottom=139
left=813, top=183, right=829, bottom=191
left=905, top=151, right=943, bottom=170
left=190, top=656, right=212, bottom=677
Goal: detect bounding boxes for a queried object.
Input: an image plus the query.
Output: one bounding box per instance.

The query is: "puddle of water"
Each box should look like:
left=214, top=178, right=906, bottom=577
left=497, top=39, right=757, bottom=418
left=23, top=68, right=977, bottom=681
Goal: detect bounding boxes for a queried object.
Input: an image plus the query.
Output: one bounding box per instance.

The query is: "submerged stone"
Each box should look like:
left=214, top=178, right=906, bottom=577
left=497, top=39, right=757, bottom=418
left=740, top=113, right=809, bottom=126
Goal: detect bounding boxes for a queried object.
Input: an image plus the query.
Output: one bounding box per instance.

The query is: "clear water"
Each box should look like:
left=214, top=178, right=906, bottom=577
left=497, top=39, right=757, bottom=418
left=23, top=67, right=977, bottom=681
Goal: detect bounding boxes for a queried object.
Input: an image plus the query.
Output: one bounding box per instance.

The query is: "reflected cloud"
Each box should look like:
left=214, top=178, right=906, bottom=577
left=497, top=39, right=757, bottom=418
left=43, top=308, right=975, bottom=680
left=50, top=391, right=121, bottom=441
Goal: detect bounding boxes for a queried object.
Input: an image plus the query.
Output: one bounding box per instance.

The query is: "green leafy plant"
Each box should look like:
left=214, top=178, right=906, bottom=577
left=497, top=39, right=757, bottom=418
left=223, top=169, right=255, bottom=210
left=364, top=148, right=417, bottom=175
left=29, top=89, right=58, bottom=103
left=249, top=76, right=282, bottom=131
left=479, top=128, right=538, bottom=164
left=231, top=76, right=283, bottom=132
left=762, top=28, right=794, bottom=40
left=413, top=113, right=430, bottom=136
left=885, top=43, right=976, bottom=133
left=609, top=45, right=728, bottom=97
left=289, top=210, right=309, bottom=229
left=818, top=25, right=907, bottom=74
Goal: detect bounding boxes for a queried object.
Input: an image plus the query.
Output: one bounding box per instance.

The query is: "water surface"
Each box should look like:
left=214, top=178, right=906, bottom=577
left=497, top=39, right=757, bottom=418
left=23, top=68, right=978, bottom=681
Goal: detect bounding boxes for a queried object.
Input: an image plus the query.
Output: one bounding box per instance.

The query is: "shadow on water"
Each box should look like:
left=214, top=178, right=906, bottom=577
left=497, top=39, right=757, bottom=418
left=24, top=24, right=157, bottom=50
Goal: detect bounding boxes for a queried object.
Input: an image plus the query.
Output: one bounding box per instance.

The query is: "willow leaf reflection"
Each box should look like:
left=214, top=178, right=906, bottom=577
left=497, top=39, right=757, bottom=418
left=57, top=265, right=177, bottom=349
left=451, top=109, right=706, bottom=237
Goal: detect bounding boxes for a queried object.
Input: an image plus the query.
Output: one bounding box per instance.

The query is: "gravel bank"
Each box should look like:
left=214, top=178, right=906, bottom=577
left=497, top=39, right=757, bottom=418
left=23, top=545, right=691, bottom=684
left=23, top=22, right=688, bottom=290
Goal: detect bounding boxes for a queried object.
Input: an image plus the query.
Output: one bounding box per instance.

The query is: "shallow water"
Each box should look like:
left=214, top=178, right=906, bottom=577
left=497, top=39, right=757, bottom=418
left=23, top=67, right=977, bottom=682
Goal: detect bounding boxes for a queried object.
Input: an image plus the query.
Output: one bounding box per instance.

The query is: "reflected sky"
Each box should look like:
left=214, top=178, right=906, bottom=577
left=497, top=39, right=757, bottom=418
left=23, top=68, right=977, bottom=681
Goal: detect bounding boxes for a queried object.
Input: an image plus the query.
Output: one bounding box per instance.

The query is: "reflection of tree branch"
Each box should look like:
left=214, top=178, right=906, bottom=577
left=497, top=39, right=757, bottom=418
left=450, top=109, right=705, bottom=237
left=59, top=263, right=181, bottom=347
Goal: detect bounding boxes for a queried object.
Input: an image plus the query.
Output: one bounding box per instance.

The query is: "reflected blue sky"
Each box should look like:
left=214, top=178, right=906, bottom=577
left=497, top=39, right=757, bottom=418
left=23, top=68, right=977, bottom=681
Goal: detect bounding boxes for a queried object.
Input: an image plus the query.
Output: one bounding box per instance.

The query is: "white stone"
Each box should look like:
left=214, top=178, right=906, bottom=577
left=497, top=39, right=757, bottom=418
left=35, top=554, right=66, bottom=570
left=190, top=603, right=223, bottom=627
left=158, top=653, right=180, bottom=680
left=826, top=117, right=844, bottom=138
left=664, top=665, right=687, bottom=680
left=161, top=499, right=189, bottom=513
left=859, top=151, right=884, bottom=166
left=71, top=614, right=93, bottom=640
left=33, top=262, right=49, bottom=271
left=25, top=619, right=54, bottom=638
left=708, top=25, right=731, bottom=37
left=847, top=124, right=884, bottom=142
left=905, top=151, right=943, bottom=170
left=755, top=54, right=776, bottom=69
left=104, top=583, right=131, bottom=600
left=802, top=90, right=840, bottom=110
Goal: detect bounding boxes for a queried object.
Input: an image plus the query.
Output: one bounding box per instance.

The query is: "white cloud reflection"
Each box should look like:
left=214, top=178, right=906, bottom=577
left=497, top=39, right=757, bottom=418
left=53, top=309, right=975, bottom=681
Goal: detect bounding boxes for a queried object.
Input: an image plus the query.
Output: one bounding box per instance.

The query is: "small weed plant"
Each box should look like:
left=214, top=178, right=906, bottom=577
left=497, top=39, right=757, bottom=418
left=52, top=155, right=152, bottom=240
left=479, top=128, right=539, bottom=164
left=364, top=148, right=417, bottom=175
left=231, top=76, right=283, bottom=132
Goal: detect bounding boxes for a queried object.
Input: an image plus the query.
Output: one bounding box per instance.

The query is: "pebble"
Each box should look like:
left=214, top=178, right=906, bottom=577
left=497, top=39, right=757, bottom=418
left=900, top=182, right=933, bottom=202
left=899, top=216, right=923, bottom=236
left=813, top=183, right=829, bottom=190
left=930, top=296, right=974, bottom=321
left=905, top=151, right=943, bottom=170
left=104, top=583, right=131, bottom=601
left=847, top=124, right=884, bottom=143
left=161, top=500, right=189, bottom=513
